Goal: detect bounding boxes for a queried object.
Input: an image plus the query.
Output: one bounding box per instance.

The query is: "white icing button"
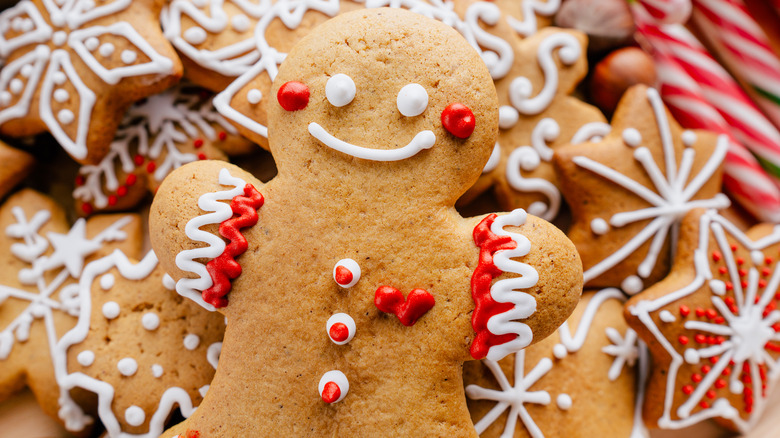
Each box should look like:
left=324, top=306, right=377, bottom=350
left=659, top=310, right=676, bottom=323
left=121, top=50, right=137, bottom=65
left=184, top=27, right=207, bottom=45
left=53, top=88, right=69, bottom=103
left=100, top=273, right=115, bottom=290
left=183, top=333, right=201, bottom=350
left=318, top=370, right=349, bottom=403
left=621, top=276, right=643, bottom=295
left=590, top=218, right=609, bottom=235
left=52, top=71, right=67, bottom=85
left=142, top=312, right=160, bottom=331
left=117, top=358, right=138, bottom=376
left=99, top=43, right=115, bottom=57
left=683, top=348, right=700, bottom=365
left=124, top=406, right=145, bottom=427
left=85, top=36, right=100, bottom=51
left=247, top=88, right=262, bottom=105
left=709, top=280, right=726, bottom=296
left=681, top=130, right=697, bottom=147
left=326, top=313, right=356, bottom=345
left=77, top=350, right=95, bottom=367
left=552, top=344, right=567, bottom=359
left=622, top=128, right=642, bottom=147
left=162, top=273, right=176, bottom=290
left=556, top=394, right=572, bottom=410
left=752, top=250, right=765, bottom=266
left=151, top=364, right=163, bottom=378
left=333, top=258, right=360, bottom=288
left=396, top=83, right=428, bottom=117
left=20, top=64, right=33, bottom=78
left=231, top=14, right=250, bottom=32
left=0, top=91, right=11, bottom=106
left=58, top=109, right=74, bottom=125
left=730, top=380, right=744, bottom=394
left=498, top=105, right=519, bottom=130
left=102, top=301, right=120, bottom=320
left=9, top=78, right=23, bottom=94
left=52, top=30, right=67, bottom=46
left=199, top=384, right=210, bottom=398
left=325, top=74, right=356, bottom=108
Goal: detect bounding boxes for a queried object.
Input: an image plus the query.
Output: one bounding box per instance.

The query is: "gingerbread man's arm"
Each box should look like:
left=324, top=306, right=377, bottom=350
left=150, top=160, right=265, bottom=311
left=462, top=209, right=582, bottom=362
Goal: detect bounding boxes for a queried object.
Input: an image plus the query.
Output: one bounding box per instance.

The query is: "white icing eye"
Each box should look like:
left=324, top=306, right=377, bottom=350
left=326, top=313, right=356, bottom=345
left=333, top=258, right=360, bottom=288
left=326, top=74, right=356, bottom=107
left=397, top=83, right=428, bottom=117
left=319, top=370, right=349, bottom=403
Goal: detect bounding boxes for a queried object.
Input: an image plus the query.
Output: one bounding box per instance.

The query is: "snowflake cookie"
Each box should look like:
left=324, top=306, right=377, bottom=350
left=626, top=208, right=780, bottom=433
left=553, top=84, right=730, bottom=293
left=464, top=289, right=648, bottom=438
left=0, top=0, right=182, bottom=164
left=150, top=9, right=582, bottom=436
left=0, top=189, right=225, bottom=437
left=73, top=84, right=254, bottom=215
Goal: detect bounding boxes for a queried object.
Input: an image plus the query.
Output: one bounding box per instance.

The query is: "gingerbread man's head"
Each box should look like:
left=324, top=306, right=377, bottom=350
left=265, top=8, right=499, bottom=206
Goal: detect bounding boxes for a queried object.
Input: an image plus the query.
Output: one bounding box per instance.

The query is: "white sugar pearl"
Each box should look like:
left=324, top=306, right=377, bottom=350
left=183, top=334, right=200, bottom=350
left=247, top=88, right=262, bottom=105
left=117, top=358, right=137, bottom=376
left=124, top=406, right=145, bottom=426
left=100, top=273, right=115, bottom=290
left=142, top=312, right=160, bottom=331
left=396, top=83, right=428, bottom=117
left=102, top=301, right=120, bottom=319
left=325, top=74, right=356, bottom=108
left=77, top=350, right=95, bottom=367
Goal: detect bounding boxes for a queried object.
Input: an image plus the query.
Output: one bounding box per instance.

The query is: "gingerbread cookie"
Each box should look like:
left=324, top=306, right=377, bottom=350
left=0, top=0, right=182, bottom=164
left=625, top=208, right=780, bottom=433
left=0, top=189, right=225, bottom=437
left=73, top=84, right=254, bottom=215
left=0, top=138, right=35, bottom=199
left=150, top=8, right=582, bottom=436
left=553, top=85, right=730, bottom=292
left=464, top=289, right=647, bottom=437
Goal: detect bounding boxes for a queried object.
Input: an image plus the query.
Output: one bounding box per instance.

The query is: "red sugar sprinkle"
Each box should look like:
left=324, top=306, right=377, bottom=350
left=725, top=296, right=735, bottom=306
left=742, top=280, right=749, bottom=289
left=218, top=131, right=227, bottom=141
left=702, top=365, right=712, bottom=374
left=125, top=174, right=137, bottom=186
left=712, top=251, right=722, bottom=262
left=705, top=309, right=717, bottom=319
left=75, top=175, right=84, bottom=186
left=766, top=257, right=774, bottom=265
left=695, top=334, right=706, bottom=344
left=710, top=356, right=720, bottom=364
left=679, top=335, right=690, bottom=345
left=718, top=266, right=728, bottom=275
left=714, top=317, right=725, bottom=324
left=715, top=379, right=726, bottom=388
left=81, top=203, right=93, bottom=215
left=723, top=367, right=732, bottom=376
left=329, top=323, right=349, bottom=343
left=763, top=268, right=772, bottom=277
left=321, top=381, right=341, bottom=404
left=108, top=195, right=117, bottom=206
left=194, top=138, right=204, bottom=148
left=680, top=305, right=691, bottom=317
left=739, top=268, right=747, bottom=277
left=759, top=279, right=768, bottom=289
left=700, top=401, right=710, bottom=409
left=146, top=162, right=156, bottom=173
left=682, top=385, right=694, bottom=395
left=696, top=307, right=705, bottom=317
left=706, top=390, right=716, bottom=399
left=726, top=281, right=734, bottom=291
left=737, top=257, right=745, bottom=266
left=134, top=154, right=144, bottom=166
left=198, top=153, right=207, bottom=160
left=117, top=186, right=128, bottom=197
left=692, top=373, right=703, bottom=383
left=731, top=244, right=738, bottom=252
left=716, top=336, right=725, bottom=344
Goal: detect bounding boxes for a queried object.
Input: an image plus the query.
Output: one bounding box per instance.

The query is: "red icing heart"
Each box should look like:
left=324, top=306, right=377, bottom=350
left=374, top=286, right=435, bottom=326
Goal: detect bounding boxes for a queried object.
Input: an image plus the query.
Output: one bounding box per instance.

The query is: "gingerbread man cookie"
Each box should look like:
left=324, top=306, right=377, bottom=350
left=626, top=208, right=780, bottom=433
left=151, top=8, right=582, bottom=436
left=0, top=0, right=182, bottom=164
left=0, top=189, right=225, bottom=437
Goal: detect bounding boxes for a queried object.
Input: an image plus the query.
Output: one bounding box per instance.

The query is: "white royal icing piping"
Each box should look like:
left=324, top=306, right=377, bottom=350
left=308, top=122, right=435, bottom=162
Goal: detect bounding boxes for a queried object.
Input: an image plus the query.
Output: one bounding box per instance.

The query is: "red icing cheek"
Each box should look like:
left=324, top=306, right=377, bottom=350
left=441, top=102, right=476, bottom=139
left=277, top=81, right=310, bottom=111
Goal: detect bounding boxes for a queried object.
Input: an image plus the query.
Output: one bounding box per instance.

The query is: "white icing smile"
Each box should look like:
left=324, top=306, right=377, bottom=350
left=308, top=122, right=435, bottom=161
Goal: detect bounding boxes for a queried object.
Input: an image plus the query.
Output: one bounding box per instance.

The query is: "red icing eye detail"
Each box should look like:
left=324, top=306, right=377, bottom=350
left=441, top=102, right=475, bottom=139
left=277, top=81, right=309, bottom=111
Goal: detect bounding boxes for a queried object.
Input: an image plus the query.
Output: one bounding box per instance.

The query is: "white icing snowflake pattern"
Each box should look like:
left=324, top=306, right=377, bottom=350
left=73, top=86, right=238, bottom=212
left=0, top=0, right=174, bottom=160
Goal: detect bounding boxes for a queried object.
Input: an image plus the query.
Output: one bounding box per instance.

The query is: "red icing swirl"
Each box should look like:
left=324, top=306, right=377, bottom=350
left=202, top=184, right=264, bottom=308
left=470, top=214, right=519, bottom=360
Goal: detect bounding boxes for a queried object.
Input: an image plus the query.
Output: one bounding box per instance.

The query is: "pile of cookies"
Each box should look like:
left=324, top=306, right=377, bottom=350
left=0, top=1, right=778, bottom=437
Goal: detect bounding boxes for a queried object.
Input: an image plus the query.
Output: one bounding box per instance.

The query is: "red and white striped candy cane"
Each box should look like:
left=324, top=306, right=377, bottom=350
left=654, top=51, right=780, bottom=222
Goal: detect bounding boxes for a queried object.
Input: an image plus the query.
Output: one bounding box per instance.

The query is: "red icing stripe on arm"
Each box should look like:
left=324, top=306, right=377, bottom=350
left=470, top=214, right=518, bottom=360
left=202, top=184, right=264, bottom=308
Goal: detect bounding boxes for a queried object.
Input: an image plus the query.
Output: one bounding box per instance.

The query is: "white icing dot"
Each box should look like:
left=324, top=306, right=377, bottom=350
left=231, top=14, right=250, bottom=32
left=318, top=370, right=349, bottom=403
left=681, top=130, right=697, bottom=147
left=183, top=334, right=200, bottom=350
left=9, top=78, right=23, bottom=94
left=121, top=50, right=137, bottom=64
left=333, top=258, right=361, bottom=288
left=622, top=128, right=642, bottom=147
left=621, top=275, right=643, bottom=295
left=124, top=406, right=145, bottom=427
left=552, top=344, right=567, bottom=359
left=0, top=91, right=11, bottom=106
left=142, top=312, right=160, bottom=331
left=85, top=37, right=100, bottom=51
left=590, top=218, right=609, bottom=235
left=20, top=64, right=33, bottom=78
left=683, top=348, right=700, bottom=364
left=102, top=301, right=120, bottom=319
left=184, top=27, right=207, bottom=45
left=198, top=384, right=210, bottom=397
left=326, top=313, right=356, bottom=345
left=326, top=74, right=356, bottom=108
left=30, top=303, right=46, bottom=318
left=151, top=364, right=163, bottom=378
left=99, top=43, right=115, bottom=57
left=52, top=31, right=67, bottom=46
left=730, top=380, right=744, bottom=394
left=556, top=394, right=572, bottom=410
left=52, top=71, right=67, bottom=85
left=162, top=274, right=176, bottom=290
left=246, top=88, right=262, bottom=105
left=396, top=83, right=428, bottom=117
left=10, top=18, right=22, bottom=32
left=659, top=310, right=676, bottom=323
left=77, top=350, right=95, bottom=367
left=498, top=105, right=519, bottom=130
left=752, top=251, right=765, bottom=266
left=117, top=358, right=138, bottom=376
left=22, top=19, right=34, bottom=32
left=100, top=273, right=115, bottom=290
left=58, top=109, right=74, bottom=125
left=53, top=88, right=69, bottom=103
left=709, top=279, right=726, bottom=296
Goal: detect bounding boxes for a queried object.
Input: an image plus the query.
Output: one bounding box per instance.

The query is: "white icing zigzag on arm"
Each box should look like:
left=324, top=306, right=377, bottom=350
left=175, top=167, right=248, bottom=311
